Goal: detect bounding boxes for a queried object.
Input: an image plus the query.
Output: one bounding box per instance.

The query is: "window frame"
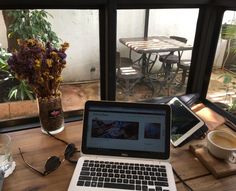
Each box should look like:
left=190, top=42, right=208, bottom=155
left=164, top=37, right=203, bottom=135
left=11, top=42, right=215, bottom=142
left=0, top=0, right=236, bottom=131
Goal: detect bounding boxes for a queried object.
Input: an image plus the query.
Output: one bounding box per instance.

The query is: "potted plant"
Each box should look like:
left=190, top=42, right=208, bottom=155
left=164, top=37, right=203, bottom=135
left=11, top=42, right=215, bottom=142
left=2, top=10, right=60, bottom=101
left=8, top=39, right=69, bottom=134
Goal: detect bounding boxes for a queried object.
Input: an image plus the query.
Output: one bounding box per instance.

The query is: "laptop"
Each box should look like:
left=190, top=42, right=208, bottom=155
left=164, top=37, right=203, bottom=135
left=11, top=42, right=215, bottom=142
left=68, top=100, right=177, bottom=191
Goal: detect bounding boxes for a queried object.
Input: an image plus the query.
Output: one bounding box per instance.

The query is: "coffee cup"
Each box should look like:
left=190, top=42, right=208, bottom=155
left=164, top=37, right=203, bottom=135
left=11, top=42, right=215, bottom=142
left=207, top=130, right=236, bottom=163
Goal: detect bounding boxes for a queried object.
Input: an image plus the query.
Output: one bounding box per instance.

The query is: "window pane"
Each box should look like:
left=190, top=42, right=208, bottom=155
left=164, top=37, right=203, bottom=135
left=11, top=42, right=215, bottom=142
left=207, top=10, right=236, bottom=116
left=0, top=10, right=100, bottom=121
left=116, top=9, right=198, bottom=101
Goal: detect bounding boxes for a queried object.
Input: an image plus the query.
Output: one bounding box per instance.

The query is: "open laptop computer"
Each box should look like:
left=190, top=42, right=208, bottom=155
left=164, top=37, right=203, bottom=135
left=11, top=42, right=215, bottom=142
left=68, top=100, right=176, bottom=191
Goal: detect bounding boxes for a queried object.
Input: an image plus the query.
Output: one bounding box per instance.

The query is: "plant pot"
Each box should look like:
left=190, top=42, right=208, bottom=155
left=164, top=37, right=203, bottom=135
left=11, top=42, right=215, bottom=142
left=38, top=96, right=64, bottom=134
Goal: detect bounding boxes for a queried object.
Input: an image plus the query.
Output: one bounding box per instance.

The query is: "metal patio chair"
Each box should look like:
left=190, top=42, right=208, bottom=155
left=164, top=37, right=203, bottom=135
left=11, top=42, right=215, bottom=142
left=116, top=52, right=143, bottom=99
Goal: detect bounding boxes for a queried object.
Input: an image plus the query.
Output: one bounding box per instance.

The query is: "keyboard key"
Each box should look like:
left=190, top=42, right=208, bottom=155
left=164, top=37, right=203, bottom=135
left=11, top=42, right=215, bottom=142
left=156, top=186, right=162, bottom=191
left=138, top=175, right=144, bottom=180
left=129, top=179, right=135, bottom=184
left=145, top=176, right=150, bottom=180
left=152, top=168, right=157, bottom=172
left=138, top=171, right=142, bottom=175
left=142, top=180, right=148, bottom=185
left=162, top=173, right=167, bottom=177
left=103, top=173, right=108, bottom=177
left=91, top=182, right=97, bottom=187
left=84, top=181, right=91, bottom=187
left=82, top=167, right=89, bottom=171
left=123, top=179, right=128, bottom=183
left=80, top=171, right=89, bottom=176
left=136, top=185, right=142, bottom=190
left=104, top=183, right=135, bottom=190
left=77, top=180, right=84, bottom=186
left=117, top=179, right=122, bottom=183
left=97, top=182, right=103, bottom=187
left=146, top=167, right=151, bottom=171
left=157, top=177, right=168, bottom=182
left=151, top=176, right=156, bottom=181
left=155, top=181, right=169, bottom=187
left=79, top=176, right=92, bottom=181
left=92, top=177, right=98, bottom=181
left=142, top=185, right=148, bottom=191
left=148, top=181, right=154, bottom=185
left=150, top=172, right=155, bottom=176
left=120, top=169, right=125, bottom=174
left=158, top=168, right=166, bottom=173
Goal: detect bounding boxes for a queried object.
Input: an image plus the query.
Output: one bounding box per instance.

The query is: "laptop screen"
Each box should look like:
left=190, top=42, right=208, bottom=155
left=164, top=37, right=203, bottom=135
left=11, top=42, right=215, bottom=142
left=82, top=101, right=171, bottom=159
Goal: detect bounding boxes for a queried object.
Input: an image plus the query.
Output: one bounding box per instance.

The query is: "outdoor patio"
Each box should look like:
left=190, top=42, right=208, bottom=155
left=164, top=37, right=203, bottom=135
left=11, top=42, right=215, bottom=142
left=0, top=67, right=235, bottom=122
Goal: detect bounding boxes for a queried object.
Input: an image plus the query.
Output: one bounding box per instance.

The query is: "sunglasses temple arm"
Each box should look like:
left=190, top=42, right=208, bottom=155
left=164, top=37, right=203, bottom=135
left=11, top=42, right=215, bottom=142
left=18, top=148, right=45, bottom=176
left=46, top=131, right=69, bottom=145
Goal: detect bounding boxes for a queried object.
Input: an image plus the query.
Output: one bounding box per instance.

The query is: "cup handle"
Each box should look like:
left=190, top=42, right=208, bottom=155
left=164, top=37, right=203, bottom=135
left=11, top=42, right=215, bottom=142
left=228, top=151, right=236, bottom=163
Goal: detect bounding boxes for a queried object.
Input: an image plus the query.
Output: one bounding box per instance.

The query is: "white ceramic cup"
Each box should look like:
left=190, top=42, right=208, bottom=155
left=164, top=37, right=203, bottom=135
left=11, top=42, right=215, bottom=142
left=207, top=130, right=236, bottom=163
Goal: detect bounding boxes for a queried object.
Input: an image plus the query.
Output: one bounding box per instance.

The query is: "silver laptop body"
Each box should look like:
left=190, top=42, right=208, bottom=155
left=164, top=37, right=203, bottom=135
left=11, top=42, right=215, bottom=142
left=68, top=101, right=177, bottom=191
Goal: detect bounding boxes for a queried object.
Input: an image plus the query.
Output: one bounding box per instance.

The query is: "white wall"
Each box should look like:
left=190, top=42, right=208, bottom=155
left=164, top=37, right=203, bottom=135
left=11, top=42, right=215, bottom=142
left=149, top=9, right=199, bottom=45
left=117, top=10, right=146, bottom=60
left=0, top=10, right=100, bottom=82
left=0, top=11, right=7, bottom=48
left=47, top=10, right=100, bottom=82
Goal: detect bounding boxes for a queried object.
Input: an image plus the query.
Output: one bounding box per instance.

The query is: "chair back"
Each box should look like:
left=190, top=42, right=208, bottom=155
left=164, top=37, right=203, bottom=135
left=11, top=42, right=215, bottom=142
left=170, top=36, right=188, bottom=59
left=170, top=36, right=187, bottom=44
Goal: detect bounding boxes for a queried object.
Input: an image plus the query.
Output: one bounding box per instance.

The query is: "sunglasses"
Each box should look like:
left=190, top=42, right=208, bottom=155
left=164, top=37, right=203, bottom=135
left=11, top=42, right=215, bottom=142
left=19, top=132, right=80, bottom=176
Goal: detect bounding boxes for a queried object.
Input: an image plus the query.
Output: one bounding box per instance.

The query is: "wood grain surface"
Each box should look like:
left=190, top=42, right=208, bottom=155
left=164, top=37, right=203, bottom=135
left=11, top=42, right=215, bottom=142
left=3, top=121, right=236, bottom=191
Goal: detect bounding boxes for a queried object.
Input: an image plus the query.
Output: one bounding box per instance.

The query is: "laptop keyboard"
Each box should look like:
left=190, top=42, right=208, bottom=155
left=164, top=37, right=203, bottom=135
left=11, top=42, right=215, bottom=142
left=77, top=160, right=170, bottom=191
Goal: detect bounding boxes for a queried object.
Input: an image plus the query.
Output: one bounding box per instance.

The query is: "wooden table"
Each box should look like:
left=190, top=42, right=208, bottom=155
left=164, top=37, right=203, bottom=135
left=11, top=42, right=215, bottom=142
left=119, top=36, right=192, bottom=54
left=3, top=121, right=236, bottom=191
left=119, top=36, right=193, bottom=94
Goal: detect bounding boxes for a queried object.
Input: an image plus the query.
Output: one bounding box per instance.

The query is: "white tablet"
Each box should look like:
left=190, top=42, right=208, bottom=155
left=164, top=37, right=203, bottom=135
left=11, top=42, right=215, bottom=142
left=167, top=97, right=204, bottom=147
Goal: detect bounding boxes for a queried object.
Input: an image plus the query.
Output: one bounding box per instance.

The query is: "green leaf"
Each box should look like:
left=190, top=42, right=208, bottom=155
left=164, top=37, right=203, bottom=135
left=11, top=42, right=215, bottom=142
left=8, top=87, right=18, bottom=100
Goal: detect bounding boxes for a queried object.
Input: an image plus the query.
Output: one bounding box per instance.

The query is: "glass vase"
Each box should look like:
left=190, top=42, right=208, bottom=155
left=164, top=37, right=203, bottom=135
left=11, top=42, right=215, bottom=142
left=38, top=96, right=64, bottom=134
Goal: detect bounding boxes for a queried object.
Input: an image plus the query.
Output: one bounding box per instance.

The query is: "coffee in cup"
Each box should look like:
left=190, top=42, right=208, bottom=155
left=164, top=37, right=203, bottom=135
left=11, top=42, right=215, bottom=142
left=207, top=130, right=236, bottom=163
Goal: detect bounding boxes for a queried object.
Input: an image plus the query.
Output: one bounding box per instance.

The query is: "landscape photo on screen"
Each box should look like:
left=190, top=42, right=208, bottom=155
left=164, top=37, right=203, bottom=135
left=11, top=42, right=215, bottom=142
left=91, top=118, right=139, bottom=140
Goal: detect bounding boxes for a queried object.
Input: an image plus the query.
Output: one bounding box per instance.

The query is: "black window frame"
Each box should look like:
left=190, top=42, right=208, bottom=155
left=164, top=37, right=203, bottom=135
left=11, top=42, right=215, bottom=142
left=0, top=0, right=235, bottom=132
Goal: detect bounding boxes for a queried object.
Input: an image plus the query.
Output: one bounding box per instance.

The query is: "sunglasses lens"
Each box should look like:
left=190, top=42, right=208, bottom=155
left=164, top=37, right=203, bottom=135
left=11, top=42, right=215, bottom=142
left=64, top=144, right=76, bottom=160
left=45, top=156, right=61, bottom=174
